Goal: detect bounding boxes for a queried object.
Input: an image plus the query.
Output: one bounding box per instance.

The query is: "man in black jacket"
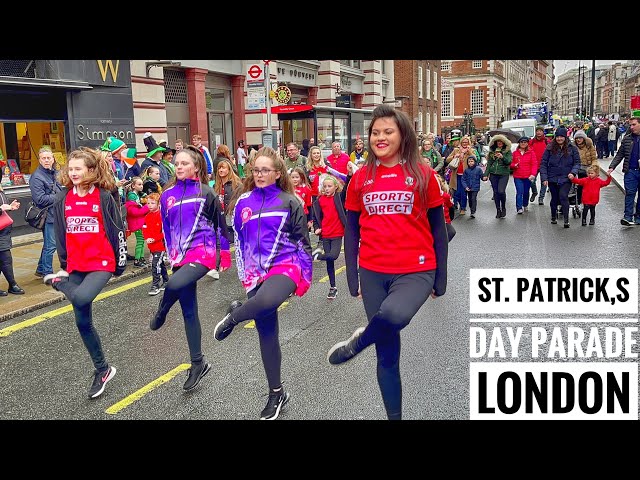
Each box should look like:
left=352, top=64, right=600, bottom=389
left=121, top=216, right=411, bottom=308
left=29, top=146, right=62, bottom=277
left=608, top=117, right=640, bottom=226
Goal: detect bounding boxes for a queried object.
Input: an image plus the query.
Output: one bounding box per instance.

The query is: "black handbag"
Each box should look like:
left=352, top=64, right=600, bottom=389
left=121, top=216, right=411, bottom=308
left=24, top=201, right=47, bottom=230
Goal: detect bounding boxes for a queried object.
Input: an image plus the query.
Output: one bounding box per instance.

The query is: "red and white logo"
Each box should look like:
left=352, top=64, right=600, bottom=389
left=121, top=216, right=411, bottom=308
left=363, top=191, right=414, bottom=215
left=167, top=196, right=176, bottom=209
left=241, top=207, right=252, bottom=224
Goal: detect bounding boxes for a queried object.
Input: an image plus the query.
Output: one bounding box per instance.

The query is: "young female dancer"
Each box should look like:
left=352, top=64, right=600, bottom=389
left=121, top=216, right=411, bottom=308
left=312, top=174, right=347, bottom=299
left=46, top=147, right=128, bottom=399
left=326, top=105, right=449, bottom=420
left=213, top=146, right=313, bottom=420
left=150, top=145, right=231, bottom=391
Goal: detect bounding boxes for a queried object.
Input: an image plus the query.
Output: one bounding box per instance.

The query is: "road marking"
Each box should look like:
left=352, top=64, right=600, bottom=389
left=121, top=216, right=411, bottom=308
left=319, top=266, right=345, bottom=283
left=105, top=363, right=191, bottom=415
left=277, top=301, right=289, bottom=312
left=244, top=320, right=255, bottom=329
left=0, top=276, right=152, bottom=338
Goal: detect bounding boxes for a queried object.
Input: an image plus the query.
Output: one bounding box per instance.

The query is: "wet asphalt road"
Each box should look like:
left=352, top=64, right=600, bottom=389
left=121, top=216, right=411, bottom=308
left=0, top=178, right=638, bottom=420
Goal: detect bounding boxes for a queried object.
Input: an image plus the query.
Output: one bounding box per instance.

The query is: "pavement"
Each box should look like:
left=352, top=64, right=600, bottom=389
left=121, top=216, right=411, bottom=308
left=0, top=232, right=152, bottom=323
left=597, top=155, right=624, bottom=193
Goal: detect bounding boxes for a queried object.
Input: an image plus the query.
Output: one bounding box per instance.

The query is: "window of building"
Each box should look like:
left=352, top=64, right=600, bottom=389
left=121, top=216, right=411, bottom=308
left=426, top=69, right=431, bottom=100
left=471, top=90, right=484, bottom=115
left=381, top=61, right=385, bottom=75
left=441, top=61, right=451, bottom=72
left=418, top=110, right=423, bottom=133
left=418, top=67, right=423, bottom=99
left=441, top=90, right=451, bottom=117
left=472, top=60, right=482, bottom=69
left=339, top=60, right=361, bottom=69
left=425, top=110, right=431, bottom=135
left=432, top=70, right=437, bottom=98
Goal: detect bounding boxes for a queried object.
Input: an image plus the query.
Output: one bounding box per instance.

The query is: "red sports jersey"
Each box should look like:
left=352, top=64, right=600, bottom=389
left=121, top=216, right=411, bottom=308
left=318, top=194, right=344, bottom=238
left=345, top=163, right=443, bottom=273
left=142, top=209, right=166, bottom=253
left=65, top=186, right=115, bottom=273
left=307, top=165, right=328, bottom=197
left=295, top=185, right=312, bottom=214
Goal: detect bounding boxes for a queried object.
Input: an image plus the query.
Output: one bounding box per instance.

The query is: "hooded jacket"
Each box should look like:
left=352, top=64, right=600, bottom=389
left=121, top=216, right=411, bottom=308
left=160, top=178, right=231, bottom=270
left=233, top=183, right=313, bottom=296
left=29, top=165, right=62, bottom=224
left=484, top=134, right=513, bottom=176
left=540, top=141, right=580, bottom=184
left=52, top=186, right=127, bottom=276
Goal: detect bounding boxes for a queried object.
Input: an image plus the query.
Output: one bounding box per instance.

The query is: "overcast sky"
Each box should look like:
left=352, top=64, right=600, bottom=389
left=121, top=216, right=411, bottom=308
left=553, top=60, right=628, bottom=77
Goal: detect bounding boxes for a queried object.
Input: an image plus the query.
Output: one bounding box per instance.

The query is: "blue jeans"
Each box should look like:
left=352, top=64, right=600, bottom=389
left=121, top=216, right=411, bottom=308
left=623, top=169, right=640, bottom=221
left=608, top=140, right=617, bottom=156
left=514, top=178, right=531, bottom=211
left=36, top=221, right=56, bottom=275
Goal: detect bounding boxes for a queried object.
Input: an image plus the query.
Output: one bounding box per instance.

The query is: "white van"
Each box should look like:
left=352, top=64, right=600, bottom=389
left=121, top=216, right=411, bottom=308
left=500, top=119, right=537, bottom=139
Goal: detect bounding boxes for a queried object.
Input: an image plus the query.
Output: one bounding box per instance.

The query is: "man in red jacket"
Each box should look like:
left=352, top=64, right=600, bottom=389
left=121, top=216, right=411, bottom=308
left=528, top=126, right=550, bottom=204
left=142, top=193, right=169, bottom=295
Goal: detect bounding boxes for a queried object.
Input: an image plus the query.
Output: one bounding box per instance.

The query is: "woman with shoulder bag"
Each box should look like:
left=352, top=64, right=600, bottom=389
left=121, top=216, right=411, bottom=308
left=0, top=185, right=25, bottom=296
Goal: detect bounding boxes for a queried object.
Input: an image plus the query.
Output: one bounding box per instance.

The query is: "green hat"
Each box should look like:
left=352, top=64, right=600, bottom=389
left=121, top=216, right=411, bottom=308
left=102, top=137, right=126, bottom=153
left=146, top=146, right=166, bottom=157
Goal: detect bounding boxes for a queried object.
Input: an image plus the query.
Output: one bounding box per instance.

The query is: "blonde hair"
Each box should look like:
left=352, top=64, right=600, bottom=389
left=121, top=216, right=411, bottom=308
left=59, top=147, right=116, bottom=191
left=436, top=174, right=449, bottom=194
left=306, top=146, right=326, bottom=171
left=320, top=174, right=343, bottom=194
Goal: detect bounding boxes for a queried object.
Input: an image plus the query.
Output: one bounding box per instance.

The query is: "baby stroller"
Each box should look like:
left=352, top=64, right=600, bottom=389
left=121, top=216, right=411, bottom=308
left=568, top=182, right=581, bottom=218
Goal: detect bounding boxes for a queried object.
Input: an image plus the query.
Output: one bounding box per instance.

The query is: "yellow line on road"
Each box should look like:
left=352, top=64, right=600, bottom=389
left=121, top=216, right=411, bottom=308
left=105, top=363, right=191, bottom=415
left=0, top=276, right=152, bottom=338
left=319, top=266, right=345, bottom=283
left=277, top=301, right=289, bottom=312
left=244, top=320, right=255, bottom=328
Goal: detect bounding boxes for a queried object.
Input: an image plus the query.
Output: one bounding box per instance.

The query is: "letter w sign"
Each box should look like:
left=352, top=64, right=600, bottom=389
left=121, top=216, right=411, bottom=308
left=97, top=60, right=120, bottom=82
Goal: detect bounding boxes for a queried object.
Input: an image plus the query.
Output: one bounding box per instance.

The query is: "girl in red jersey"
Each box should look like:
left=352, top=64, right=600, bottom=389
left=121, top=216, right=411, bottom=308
left=326, top=104, right=449, bottom=420
left=45, top=147, right=127, bottom=399
left=311, top=174, right=347, bottom=299
left=142, top=193, right=169, bottom=295
left=291, top=167, right=312, bottom=227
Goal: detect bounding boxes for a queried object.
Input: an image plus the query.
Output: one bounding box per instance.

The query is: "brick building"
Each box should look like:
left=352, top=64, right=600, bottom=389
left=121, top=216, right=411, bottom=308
left=440, top=60, right=504, bottom=134
left=394, top=60, right=440, bottom=136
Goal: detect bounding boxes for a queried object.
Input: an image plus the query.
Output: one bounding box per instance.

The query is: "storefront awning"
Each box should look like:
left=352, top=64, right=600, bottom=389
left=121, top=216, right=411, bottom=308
left=0, top=76, right=92, bottom=90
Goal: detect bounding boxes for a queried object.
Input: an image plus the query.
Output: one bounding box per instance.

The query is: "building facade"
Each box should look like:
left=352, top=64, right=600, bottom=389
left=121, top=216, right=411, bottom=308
left=440, top=60, right=505, bottom=133
left=134, top=60, right=391, bottom=157
left=394, top=60, right=440, bottom=136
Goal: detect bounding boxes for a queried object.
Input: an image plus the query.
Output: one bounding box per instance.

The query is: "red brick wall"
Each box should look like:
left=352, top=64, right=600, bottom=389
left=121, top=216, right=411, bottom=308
left=395, top=60, right=441, bottom=133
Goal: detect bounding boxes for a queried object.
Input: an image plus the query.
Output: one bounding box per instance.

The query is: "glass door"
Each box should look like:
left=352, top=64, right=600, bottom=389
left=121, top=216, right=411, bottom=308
left=207, top=113, right=225, bottom=152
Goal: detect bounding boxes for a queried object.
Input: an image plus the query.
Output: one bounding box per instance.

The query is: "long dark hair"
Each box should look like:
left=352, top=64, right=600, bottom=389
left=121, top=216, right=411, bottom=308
left=361, top=104, right=431, bottom=211
left=550, top=137, right=570, bottom=156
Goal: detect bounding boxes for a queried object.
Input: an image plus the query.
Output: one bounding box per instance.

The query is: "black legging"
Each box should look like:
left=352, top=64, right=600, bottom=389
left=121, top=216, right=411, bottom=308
left=355, top=267, right=435, bottom=420
left=55, top=270, right=113, bottom=372
left=548, top=181, right=571, bottom=223
left=582, top=204, right=596, bottom=222
left=489, top=174, right=509, bottom=212
left=0, top=249, right=16, bottom=287
left=230, top=274, right=296, bottom=389
left=156, top=262, right=209, bottom=364
left=317, top=237, right=342, bottom=288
